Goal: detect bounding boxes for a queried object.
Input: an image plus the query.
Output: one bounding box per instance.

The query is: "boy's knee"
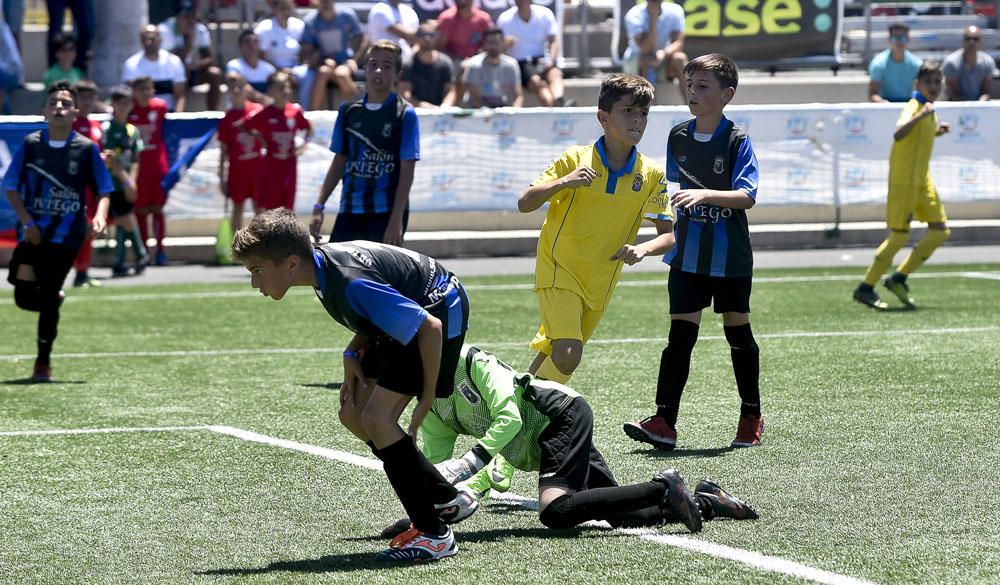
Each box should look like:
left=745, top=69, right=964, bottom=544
left=538, top=495, right=575, bottom=530
left=359, top=407, right=391, bottom=437
left=550, top=342, right=583, bottom=376
left=929, top=227, right=951, bottom=243
left=14, top=285, right=42, bottom=312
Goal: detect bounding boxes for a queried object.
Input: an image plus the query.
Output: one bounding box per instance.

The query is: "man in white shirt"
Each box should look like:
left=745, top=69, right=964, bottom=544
left=122, top=25, right=187, bottom=111
left=497, top=0, right=570, bottom=107
left=253, top=0, right=305, bottom=70
left=622, top=0, right=688, bottom=102
left=158, top=1, right=222, bottom=110
left=226, top=29, right=277, bottom=103
left=367, top=0, right=419, bottom=61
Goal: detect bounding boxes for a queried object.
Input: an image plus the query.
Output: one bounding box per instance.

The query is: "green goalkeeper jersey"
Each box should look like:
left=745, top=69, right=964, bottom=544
left=421, top=346, right=580, bottom=472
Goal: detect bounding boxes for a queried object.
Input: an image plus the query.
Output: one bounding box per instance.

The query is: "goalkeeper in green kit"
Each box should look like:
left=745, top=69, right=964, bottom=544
left=384, top=346, right=757, bottom=539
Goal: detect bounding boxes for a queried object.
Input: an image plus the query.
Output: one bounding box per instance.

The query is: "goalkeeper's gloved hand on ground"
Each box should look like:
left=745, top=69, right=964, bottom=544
left=436, top=449, right=487, bottom=484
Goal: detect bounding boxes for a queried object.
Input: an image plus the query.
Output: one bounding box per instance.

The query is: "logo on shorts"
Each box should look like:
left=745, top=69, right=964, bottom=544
left=713, top=155, right=725, bottom=175
left=631, top=174, right=643, bottom=192
left=458, top=381, right=480, bottom=405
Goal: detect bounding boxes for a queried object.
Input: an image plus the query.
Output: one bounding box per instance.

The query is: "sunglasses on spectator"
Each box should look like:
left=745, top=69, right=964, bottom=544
left=964, top=36, right=981, bottom=41
left=890, top=34, right=908, bottom=42
left=418, top=31, right=435, bottom=38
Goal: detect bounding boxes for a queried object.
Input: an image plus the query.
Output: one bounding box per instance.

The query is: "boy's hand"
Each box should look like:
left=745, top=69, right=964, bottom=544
left=919, top=102, right=935, bottom=118
left=341, top=356, right=366, bottom=408
left=610, top=243, right=646, bottom=265
left=435, top=450, right=486, bottom=484
left=23, top=224, right=41, bottom=245
left=671, top=189, right=711, bottom=210
left=91, top=216, right=107, bottom=235
left=407, top=397, right=433, bottom=441
left=936, top=122, right=951, bottom=136
left=562, top=165, right=600, bottom=189
left=309, top=208, right=324, bottom=244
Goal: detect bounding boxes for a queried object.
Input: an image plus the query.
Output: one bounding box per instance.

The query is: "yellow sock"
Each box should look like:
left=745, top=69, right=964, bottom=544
left=863, top=230, right=909, bottom=286
left=535, top=356, right=572, bottom=384
left=898, top=228, right=950, bottom=275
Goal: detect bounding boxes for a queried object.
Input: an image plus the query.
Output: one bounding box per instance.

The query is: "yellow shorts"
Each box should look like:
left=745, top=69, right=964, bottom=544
left=887, top=183, right=948, bottom=231
left=529, top=288, right=605, bottom=355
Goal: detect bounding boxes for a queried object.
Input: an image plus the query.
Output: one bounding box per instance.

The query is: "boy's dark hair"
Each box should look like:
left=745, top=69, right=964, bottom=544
left=917, top=60, right=942, bottom=80
left=45, top=80, right=77, bottom=104
left=888, top=22, right=909, bottom=35
left=130, top=75, right=154, bottom=89
left=683, top=53, right=739, bottom=90
left=73, top=79, right=98, bottom=95
left=52, top=31, right=77, bottom=51
left=238, top=29, right=257, bottom=44
left=110, top=86, right=132, bottom=102
left=232, top=209, right=313, bottom=264
left=483, top=28, right=504, bottom=41
left=597, top=73, right=653, bottom=112
left=367, top=40, right=404, bottom=74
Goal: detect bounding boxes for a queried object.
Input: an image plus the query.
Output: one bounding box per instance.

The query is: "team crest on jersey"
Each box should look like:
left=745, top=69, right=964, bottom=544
left=631, top=174, right=643, bottom=192
left=68, top=160, right=78, bottom=175
left=678, top=155, right=687, bottom=163
left=713, top=155, right=725, bottom=174
left=458, top=381, right=480, bottom=405
left=148, top=111, right=157, bottom=122
left=382, top=123, right=392, bottom=137
left=286, top=117, right=296, bottom=130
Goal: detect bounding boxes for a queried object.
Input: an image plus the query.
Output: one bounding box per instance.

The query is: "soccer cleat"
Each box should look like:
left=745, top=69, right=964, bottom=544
left=154, top=250, right=169, bottom=266
left=853, top=285, right=888, bottom=310
left=377, top=525, right=458, bottom=562
left=883, top=276, right=916, bottom=308
left=73, top=273, right=101, bottom=288
left=694, top=478, right=759, bottom=520
left=135, top=255, right=150, bottom=275
left=487, top=454, right=514, bottom=493
left=30, top=361, right=52, bottom=383
left=111, top=263, right=129, bottom=277
left=731, top=414, right=764, bottom=448
left=623, top=416, right=677, bottom=450
left=435, top=490, right=478, bottom=525
left=380, top=518, right=414, bottom=540
left=652, top=469, right=702, bottom=533
left=458, top=469, right=492, bottom=502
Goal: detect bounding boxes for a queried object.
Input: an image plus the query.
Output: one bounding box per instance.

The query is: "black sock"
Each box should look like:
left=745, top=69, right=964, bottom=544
left=655, top=320, right=699, bottom=426
left=857, top=282, right=874, bottom=292
left=36, top=291, right=62, bottom=366
left=414, top=450, right=459, bottom=504
left=538, top=482, right=665, bottom=530
left=891, top=272, right=907, bottom=284
left=379, top=437, right=445, bottom=535
left=724, top=324, right=761, bottom=417
left=606, top=505, right=666, bottom=528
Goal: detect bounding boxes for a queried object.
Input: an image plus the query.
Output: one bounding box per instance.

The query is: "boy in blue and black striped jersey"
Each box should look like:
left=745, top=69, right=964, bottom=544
left=3, top=81, right=113, bottom=383
left=624, top=54, right=764, bottom=451
left=311, top=40, right=419, bottom=247
left=232, top=209, right=475, bottom=563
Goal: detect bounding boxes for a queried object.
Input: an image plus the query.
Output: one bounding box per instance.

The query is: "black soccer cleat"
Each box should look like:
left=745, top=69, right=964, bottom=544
left=380, top=517, right=413, bottom=539
left=652, top=469, right=702, bottom=533
left=694, top=478, right=759, bottom=520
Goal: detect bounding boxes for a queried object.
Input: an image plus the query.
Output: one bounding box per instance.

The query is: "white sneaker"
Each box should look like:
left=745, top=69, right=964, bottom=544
left=377, top=525, right=458, bottom=562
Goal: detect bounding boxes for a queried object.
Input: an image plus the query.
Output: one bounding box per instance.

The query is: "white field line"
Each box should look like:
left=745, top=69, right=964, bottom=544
left=2, top=325, right=999, bottom=363
left=1, top=271, right=997, bottom=305
left=0, top=423, right=877, bottom=585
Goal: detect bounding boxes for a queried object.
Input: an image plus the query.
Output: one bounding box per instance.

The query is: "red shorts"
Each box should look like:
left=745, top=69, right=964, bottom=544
left=257, top=159, right=297, bottom=210
left=227, top=164, right=260, bottom=205
left=136, top=162, right=167, bottom=208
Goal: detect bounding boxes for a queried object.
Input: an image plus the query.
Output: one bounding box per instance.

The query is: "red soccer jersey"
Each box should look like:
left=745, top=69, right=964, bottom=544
left=245, top=102, right=310, bottom=162
left=128, top=97, right=170, bottom=174
left=72, top=116, right=103, bottom=143
left=218, top=102, right=264, bottom=174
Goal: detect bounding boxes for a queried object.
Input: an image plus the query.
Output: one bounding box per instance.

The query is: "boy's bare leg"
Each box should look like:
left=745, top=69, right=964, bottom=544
left=338, top=376, right=377, bottom=442
left=533, top=338, right=582, bottom=383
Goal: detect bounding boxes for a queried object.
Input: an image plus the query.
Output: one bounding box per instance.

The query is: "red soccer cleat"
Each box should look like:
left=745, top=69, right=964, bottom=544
left=731, top=415, right=764, bottom=447
left=623, top=415, right=677, bottom=450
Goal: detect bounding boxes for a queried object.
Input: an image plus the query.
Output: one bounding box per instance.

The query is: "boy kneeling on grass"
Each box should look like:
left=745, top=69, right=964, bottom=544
left=232, top=209, right=476, bottom=562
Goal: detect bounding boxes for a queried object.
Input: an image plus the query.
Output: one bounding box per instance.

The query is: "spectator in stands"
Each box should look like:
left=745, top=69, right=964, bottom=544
left=254, top=0, right=305, bottom=70
left=399, top=22, right=457, bottom=108
left=436, top=0, right=492, bottom=105
left=497, top=0, right=571, bottom=107
left=367, top=0, right=419, bottom=61
left=868, top=22, right=922, bottom=103
left=158, top=1, right=223, bottom=110
left=2, top=0, right=23, bottom=49
left=0, top=5, right=21, bottom=115
left=301, top=0, right=367, bottom=109
left=46, top=0, right=94, bottom=73
left=43, top=31, right=86, bottom=87
left=122, top=25, right=187, bottom=112
left=622, top=0, right=688, bottom=103
left=226, top=30, right=277, bottom=103
left=465, top=28, right=523, bottom=108
left=943, top=25, right=995, bottom=101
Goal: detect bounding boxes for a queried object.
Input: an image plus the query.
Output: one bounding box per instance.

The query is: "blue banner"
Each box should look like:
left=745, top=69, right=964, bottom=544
left=1, top=115, right=219, bottom=239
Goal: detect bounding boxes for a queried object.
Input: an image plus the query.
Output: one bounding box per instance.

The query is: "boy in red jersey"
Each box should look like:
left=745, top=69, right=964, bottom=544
left=241, top=70, right=313, bottom=211
left=70, top=80, right=105, bottom=288
left=128, top=76, right=171, bottom=265
left=217, top=72, right=264, bottom=232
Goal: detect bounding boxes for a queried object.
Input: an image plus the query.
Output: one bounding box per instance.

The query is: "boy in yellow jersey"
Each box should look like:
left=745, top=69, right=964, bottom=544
left=854, top=61, right=951, bottom=310
left=518, top=73, right=675, bottom=384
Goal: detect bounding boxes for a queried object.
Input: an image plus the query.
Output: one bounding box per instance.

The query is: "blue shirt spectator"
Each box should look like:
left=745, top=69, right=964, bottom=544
left=301, top=0, right=365, bottom=63
left=868, top=23, right=923, bottom=102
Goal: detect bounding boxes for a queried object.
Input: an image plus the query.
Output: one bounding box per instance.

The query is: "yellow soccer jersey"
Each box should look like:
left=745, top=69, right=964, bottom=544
left=889, top=97, right=937, bottom=185
left=533, top=139, right=672, bottom=312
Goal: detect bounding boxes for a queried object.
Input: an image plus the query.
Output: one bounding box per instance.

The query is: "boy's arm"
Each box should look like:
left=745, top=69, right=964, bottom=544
left=517, top=166, right=595, bottom=212
left=409, top=314, right=443, bottom=440
left=420, top=410, right=460, bottom=464
left=385, top=159, right=414, bottom=246
left=218, top=142, right=229, bottom=195
left=672, top=135, right=758, bottom=210
left=894, top=102, right=933, bottom=141
left=311, top=154, right=347, bottom=241
left=611, top=218, right=674, bottom=265
left=5, top=190, right=40, bottom=244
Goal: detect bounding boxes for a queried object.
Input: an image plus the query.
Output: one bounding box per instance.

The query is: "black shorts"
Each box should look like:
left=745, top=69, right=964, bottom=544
left=330, top=210, right=410, bottom=243
left=517, top=57, right=546, bottom=87
left=109, top=191, right=133, bottom=219
left=359, top=329, right=465, bottom=398
left=667, top=269, right=752, bottom=314
left=7, top=241, right=78, bottom=289
left=537, top=398, right=618, bottom=491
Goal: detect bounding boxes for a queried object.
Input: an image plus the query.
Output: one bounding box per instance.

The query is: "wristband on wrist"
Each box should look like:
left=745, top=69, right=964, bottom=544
left=343, top=350, right=360, bottom=360
left=313, top=203, right=325, bottom=213
left=24, top=221, right=36, bottom=229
